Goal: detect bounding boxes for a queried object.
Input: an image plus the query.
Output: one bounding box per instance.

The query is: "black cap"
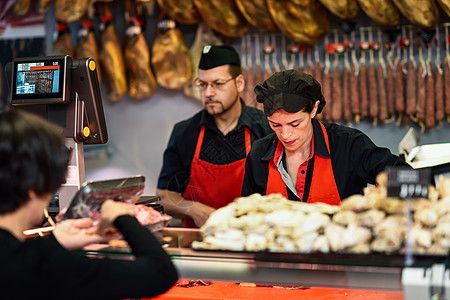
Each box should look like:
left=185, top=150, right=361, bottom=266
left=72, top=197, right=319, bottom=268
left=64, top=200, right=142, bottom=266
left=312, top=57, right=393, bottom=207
left=255, top=70, right=326, bottom=116
left=198, top=45, right=241, bottom=70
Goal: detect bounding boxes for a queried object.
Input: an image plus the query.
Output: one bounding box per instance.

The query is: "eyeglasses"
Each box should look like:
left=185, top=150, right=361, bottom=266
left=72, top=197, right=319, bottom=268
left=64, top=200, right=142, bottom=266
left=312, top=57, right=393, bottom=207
left=194, top=77, right=236, bottom=91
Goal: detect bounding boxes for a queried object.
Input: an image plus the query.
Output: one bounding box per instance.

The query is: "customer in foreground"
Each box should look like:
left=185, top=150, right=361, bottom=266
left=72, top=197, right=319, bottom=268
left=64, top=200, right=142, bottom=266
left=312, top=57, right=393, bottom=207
left=0, top=109, right=178, bottom=300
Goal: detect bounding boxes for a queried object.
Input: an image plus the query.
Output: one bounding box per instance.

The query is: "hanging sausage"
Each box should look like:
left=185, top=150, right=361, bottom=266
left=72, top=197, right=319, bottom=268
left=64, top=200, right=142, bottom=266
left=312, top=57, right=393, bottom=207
left=266, top=0, right=329, bottom=45
left=416, top=42, right=427, bottom=131
left=405, top=30, right=416, bottom=122
left=444, top=25, right=450, bottom=122
left=262, top=36, right=274, bottom=80
left=358, top=30, right=370, bottom=120
left=350, top=33, right=361, bottom=123
left=394, top=35, right=406, bottom=124
left=331, top=32, right=343, bottom=122
left=242, top=34, right=256, bottom=107
left=368, top=29, right=379, bottom=125
left=255, top=35, right=265, bottom=111
left=305, top=46, right=314, bottom=75
left=312, top=46, right=324, bottom=121
left=281, top=35, right=288, bottom=71
left=376, top=40, right=389, bottom=124
left=235, top=0, right=278, bottom=31
left=96, top=1, right=127, bottom=102
left=271, top=35, right=281, bottom=74
left=385, top=41, right=396, bottom=120
left=434, top=27, right=444, bottom=124
left=156, top=0, right=200, bottom=24
left=193, top=0, right=249, bottom=37
left=322, top=36, right=332, bottom=122
left=425, top=45, right=435, bottom=130
left=342, top=44, right=352, bottom=123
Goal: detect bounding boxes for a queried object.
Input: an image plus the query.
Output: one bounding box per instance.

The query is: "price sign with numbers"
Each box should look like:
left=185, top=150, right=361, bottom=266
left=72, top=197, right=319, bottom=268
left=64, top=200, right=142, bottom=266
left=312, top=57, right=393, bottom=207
left=387, top=168, right=431, bottom=199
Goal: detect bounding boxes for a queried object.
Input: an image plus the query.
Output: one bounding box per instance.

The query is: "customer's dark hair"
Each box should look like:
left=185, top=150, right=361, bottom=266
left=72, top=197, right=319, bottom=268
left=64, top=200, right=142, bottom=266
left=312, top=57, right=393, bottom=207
left=0, top=110, right=69, bottom=214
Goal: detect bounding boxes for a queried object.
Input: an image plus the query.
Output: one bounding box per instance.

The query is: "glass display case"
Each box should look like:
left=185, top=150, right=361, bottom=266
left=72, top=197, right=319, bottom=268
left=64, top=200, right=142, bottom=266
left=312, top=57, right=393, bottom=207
left=83, top=227, right=450, bottom=299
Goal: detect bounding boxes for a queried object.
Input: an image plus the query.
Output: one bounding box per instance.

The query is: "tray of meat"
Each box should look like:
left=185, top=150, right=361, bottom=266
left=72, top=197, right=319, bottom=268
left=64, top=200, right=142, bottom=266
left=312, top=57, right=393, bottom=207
left=124, top=203, right=172, bottom=232
left=60, top=176, right=145, bottom=221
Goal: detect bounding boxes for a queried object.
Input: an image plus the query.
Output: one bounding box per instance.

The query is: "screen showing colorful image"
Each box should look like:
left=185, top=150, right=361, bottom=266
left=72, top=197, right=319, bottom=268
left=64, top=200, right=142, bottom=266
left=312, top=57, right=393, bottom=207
left=16, top=61, right=61, bottom=95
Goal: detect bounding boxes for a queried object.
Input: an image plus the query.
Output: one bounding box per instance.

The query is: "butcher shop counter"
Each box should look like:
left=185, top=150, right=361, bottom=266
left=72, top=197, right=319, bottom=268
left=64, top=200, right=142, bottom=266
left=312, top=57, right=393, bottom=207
left=83, top=228, right=450, bottom=300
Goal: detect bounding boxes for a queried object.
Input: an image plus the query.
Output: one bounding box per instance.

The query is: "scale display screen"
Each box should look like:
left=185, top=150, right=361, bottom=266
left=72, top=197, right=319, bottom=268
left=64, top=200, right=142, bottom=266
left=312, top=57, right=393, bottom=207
left=10, top=56, right=70, bottom=104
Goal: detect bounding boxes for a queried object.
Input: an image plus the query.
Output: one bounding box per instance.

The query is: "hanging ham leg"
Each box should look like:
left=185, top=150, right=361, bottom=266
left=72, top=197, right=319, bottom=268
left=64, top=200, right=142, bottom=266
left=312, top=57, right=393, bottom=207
left=76, top=17, right=101, bottom=86
left=124, top=0, right=157, bottom=100
left=52, top=22, right=74, bottom=57
left=97, top=2, right=127, bottom=102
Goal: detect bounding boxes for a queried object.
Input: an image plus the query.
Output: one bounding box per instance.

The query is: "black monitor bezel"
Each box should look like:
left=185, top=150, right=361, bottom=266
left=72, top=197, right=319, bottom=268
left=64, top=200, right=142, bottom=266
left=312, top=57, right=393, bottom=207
left=10, top=55, right=70, bottom=105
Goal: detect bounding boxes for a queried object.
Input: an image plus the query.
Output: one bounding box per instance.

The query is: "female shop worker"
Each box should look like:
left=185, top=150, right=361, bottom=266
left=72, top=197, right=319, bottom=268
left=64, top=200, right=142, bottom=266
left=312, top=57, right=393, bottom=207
left=0, top=110, right=178, bottom=300
left=241, top=70, right=410, bottom=204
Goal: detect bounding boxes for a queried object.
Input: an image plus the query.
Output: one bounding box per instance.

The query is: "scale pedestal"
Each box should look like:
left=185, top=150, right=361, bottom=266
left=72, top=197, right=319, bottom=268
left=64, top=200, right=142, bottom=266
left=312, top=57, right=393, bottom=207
left=57, top=138, right=86, bottom=210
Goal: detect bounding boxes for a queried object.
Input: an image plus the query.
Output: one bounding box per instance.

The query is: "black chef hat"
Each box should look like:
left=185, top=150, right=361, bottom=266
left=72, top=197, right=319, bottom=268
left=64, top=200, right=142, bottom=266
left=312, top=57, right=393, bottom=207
left=199, top=45, right=241, bottom=70
left=255, top=70, right=326, bottom=116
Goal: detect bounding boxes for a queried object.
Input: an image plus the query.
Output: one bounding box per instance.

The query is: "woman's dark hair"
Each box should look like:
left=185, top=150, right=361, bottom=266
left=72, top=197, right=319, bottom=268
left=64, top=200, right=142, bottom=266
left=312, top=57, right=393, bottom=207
left=0, top=110, right=69, bottom=214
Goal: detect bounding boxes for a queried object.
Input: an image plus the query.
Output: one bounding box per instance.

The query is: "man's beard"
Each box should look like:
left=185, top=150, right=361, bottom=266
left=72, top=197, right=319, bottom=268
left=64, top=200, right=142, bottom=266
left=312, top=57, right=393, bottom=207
left=204, top=94, right=239, bottom=116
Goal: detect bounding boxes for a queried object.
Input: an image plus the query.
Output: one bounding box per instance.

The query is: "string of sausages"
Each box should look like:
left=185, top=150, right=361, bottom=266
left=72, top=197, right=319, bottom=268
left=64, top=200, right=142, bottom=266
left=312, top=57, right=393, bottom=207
left=240, top=24, right=450, bottom=132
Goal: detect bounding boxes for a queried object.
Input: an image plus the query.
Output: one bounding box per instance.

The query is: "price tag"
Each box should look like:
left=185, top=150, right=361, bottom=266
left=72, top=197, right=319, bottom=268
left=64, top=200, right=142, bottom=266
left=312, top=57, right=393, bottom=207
left=387, top=168, right=431, bottom=199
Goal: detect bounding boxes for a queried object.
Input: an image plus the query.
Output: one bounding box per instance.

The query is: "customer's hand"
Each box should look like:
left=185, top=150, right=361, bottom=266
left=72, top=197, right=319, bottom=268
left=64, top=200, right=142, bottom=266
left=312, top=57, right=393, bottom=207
left=96, top=200, right=135, bottom=236
left=53, top=218, right=108, bottom=250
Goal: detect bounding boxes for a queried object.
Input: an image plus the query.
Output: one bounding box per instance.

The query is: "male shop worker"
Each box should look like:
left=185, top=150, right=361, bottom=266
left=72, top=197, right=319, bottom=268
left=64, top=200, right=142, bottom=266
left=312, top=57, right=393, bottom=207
left=242, top=70, right=410, bottom=204
left=157, top=45, right=272, bottom=228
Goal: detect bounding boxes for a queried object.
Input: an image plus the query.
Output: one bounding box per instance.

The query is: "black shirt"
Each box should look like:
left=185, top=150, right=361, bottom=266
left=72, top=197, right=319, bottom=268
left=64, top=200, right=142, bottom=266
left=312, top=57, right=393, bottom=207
left=157, top=100, right=273, bottom=194
left=242, top=118, right=411, bottom=201
left=0, top=216, right=178, bottom=300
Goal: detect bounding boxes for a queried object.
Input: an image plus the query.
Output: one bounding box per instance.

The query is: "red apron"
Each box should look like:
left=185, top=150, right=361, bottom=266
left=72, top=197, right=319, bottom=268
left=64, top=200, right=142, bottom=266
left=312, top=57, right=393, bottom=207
left=266, top=122, right=341, bottom=205
left=182, top=125, right=251, bottom=227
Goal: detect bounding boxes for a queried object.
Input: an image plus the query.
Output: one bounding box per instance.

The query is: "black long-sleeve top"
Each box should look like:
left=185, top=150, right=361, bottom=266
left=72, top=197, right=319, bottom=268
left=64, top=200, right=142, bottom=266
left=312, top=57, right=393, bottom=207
left=0, top=215, right=178, bottom=300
